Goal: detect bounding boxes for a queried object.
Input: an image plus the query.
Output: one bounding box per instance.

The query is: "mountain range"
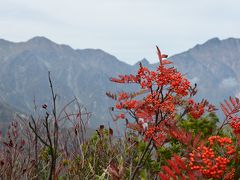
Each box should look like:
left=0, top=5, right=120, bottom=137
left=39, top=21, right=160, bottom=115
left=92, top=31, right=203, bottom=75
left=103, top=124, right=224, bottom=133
left=0, top=36, right=240, bottom=127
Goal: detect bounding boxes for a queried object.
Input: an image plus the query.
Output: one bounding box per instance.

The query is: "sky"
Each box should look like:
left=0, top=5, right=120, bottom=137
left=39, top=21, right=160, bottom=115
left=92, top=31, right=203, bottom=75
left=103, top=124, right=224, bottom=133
left=0, top=0, right=240, bottom=64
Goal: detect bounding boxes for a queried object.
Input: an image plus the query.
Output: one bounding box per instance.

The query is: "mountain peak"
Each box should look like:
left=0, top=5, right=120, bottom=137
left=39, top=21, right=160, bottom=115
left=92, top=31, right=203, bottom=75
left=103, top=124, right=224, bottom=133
left=189, top=37, right=221, bottom=52
left=204, top=37, right=221, bottom=45
left=27, top=36, right=53, bottom=44
left=135, top=58, right=149, bottom=66
left=190, top=37, right=240, bottom=53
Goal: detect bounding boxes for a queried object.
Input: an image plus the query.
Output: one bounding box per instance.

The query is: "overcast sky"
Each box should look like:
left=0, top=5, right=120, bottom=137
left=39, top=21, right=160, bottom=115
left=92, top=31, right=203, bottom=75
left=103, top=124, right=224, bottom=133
left=0, top=0, right=239, bottom=64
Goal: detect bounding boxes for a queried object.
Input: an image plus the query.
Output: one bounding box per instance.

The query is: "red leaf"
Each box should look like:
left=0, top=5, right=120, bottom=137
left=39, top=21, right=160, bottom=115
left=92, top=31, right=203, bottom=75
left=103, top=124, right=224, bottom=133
left=236, top=97, right=240, bottom=104
left=162, top=59, right=172, bottom=65
left=188, top=172, right=197, bottom=180
left=229, top=96, right=237, bottom=107
left=106, top=91, right=117, bottom=100
left=180, top=175, right=187, bottom=180
left=162, top=166, right=176, bottom=179
left=221, top=104, right=229, bottom=116
left=109, top=128, right=113, bottom=136
left=156, top=46, right=163, bottom=65
left=159, top=173, right=170, bottom=180
left=161, top=54, right=168, bottom=58
left=109, top=77, right=124, bottom=83
left=224, top=99, right=233, bottom=112
left=167, top=159, right=181, bottom=175
left=192, top=133, right=201, bottom=148
left=173, top=155, right=186, bottom=170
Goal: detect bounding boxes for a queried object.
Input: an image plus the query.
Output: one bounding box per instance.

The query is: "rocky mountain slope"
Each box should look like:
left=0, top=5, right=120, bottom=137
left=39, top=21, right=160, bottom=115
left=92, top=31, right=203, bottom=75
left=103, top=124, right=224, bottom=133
left=169, top=37, right=240, bottom=104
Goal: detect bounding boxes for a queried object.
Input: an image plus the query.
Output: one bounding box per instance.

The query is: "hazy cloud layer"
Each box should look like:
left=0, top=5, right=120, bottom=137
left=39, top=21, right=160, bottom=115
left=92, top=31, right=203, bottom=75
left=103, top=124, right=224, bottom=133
left=220, top=77, right=238, bottom=88
left=0, top=0, right=240, bottom=64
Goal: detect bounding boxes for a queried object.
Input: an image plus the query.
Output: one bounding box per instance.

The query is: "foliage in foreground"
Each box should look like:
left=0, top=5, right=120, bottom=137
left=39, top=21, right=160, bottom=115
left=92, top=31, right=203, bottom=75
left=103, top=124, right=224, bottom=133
left=0, top=47, right=239, bottom=180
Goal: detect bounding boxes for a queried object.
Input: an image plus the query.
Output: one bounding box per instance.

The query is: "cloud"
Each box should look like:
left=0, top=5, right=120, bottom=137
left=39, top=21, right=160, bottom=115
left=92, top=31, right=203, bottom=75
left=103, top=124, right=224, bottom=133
left=220, top=77, right=238, bottom=88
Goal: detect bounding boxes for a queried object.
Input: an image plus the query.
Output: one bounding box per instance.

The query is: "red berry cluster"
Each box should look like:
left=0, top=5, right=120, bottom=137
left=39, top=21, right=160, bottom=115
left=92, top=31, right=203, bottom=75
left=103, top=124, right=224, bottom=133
left=230, top=117, right=240, bottom=135
left=189, top=136, right=236, bottom=179
left=187, top=99, right=205, bottom=119
left=144, top=124, right=166, bottom=146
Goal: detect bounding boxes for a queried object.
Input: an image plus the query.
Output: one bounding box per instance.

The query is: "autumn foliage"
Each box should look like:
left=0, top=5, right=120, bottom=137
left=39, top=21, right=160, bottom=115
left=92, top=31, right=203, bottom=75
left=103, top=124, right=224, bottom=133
left=107, top=47, right=240, bottom=179
left=0, top=47, right=239, bottom=179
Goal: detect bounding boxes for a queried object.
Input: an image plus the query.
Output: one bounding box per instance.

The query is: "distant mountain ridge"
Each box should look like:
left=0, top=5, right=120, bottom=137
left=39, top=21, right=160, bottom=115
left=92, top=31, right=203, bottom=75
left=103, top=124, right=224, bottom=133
left=169, top=37, right=240, bottom=104
left=0, top=36, right=240, bottom=127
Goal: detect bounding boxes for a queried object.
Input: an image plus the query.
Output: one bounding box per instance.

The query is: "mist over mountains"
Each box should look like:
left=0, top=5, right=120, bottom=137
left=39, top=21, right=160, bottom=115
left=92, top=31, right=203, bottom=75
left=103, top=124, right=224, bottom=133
left=0, top=36, right=240, bottom=127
